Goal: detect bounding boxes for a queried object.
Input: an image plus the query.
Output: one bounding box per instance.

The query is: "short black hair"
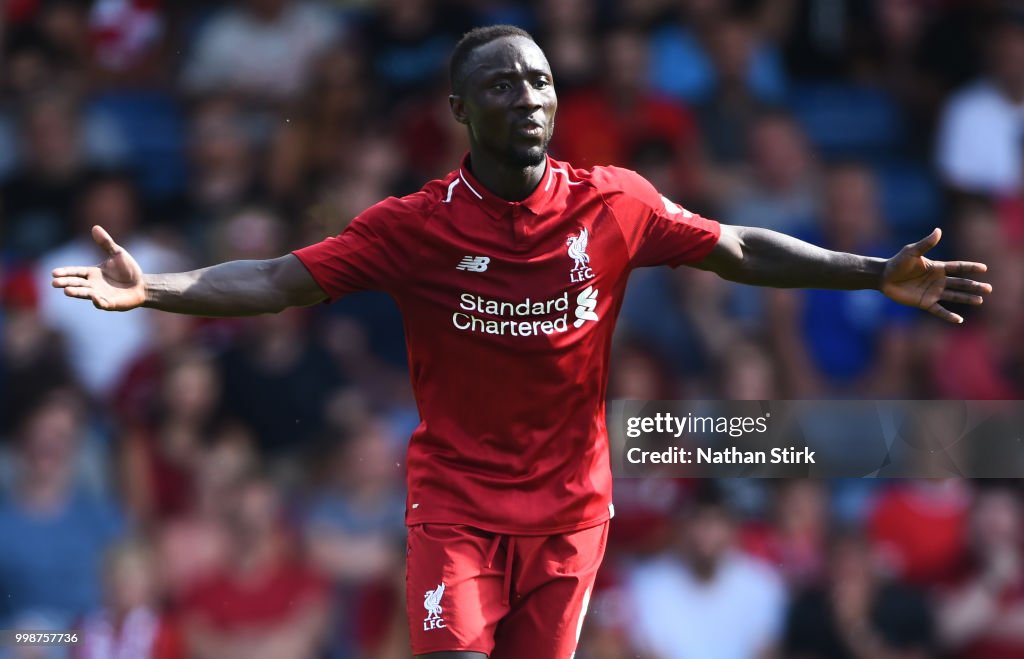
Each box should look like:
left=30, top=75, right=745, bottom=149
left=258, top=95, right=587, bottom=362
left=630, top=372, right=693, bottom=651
left=449, top=24, right=535, bottom=94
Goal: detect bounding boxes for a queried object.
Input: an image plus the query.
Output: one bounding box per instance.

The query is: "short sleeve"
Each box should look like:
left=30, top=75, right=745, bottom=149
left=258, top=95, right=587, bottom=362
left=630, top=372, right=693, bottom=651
left=292, top=197, right=415, bottom=301
left=601, top=167, right=721, bottom=268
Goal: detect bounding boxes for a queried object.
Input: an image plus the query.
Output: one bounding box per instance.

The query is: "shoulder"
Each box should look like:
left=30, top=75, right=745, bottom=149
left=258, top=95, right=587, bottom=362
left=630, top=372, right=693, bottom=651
left=564, top=163, right=662, bottom=206
left=574, top=163, right=647, bottom=191
left=352, top=176, right=452, bottom=230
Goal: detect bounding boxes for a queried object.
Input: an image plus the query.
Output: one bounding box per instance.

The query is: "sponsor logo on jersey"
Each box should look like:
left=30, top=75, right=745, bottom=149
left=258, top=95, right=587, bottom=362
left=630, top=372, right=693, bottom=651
left=452, top=292, right=570, bottom=337
left=451, top=285, right=602, bottom=337
left=573, top=286, right=600, bottom=328
left=456, top=256, right=490, bottom=272
left=566, top=228, right=595, bottom=283
left=423, top=583, right=446, bottom=631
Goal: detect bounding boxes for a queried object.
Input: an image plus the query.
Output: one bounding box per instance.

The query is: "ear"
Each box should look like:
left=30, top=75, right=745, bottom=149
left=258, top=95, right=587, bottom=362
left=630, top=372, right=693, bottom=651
left=449, top=94, right=469, bottom=125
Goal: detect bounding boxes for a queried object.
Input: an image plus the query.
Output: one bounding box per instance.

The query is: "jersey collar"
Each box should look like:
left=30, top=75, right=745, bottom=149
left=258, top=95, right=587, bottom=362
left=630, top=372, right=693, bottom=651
left=457, top=153, right=558, bottom=217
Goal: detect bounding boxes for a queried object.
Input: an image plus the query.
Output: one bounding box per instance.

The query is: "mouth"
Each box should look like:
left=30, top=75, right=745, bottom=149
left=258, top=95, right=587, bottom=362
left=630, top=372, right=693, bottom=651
left=515, top=121, right=545, bottom=138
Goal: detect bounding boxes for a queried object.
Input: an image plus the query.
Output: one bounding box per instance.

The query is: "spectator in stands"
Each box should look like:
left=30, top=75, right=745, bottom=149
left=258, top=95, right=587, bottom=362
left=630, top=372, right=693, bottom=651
left=625, top=482, right=786, bottom=659
left=938, top=484, right=1024, bottom=658
left=0, top=267, right=74, bottom=437
left=0, top=390, right=124, bottom=629
left=110, top=311, right=197, bottom=429
left=2, top=92, right=127, bottom=257
left=936, top=7, right=1024, bottom=196
left=928, top=243, right=1024, bottom=400
left=183, top=96, right=260, bottom=246
left=784, top=531, right=935, bottom=658
left=700, top=110, right=822, bottom=336
left=716, top=340, right=780, bottom=400
left=304, top=420, right=405, bottom=658
left=395, top=79, right=473, bottom=184
left=779, top=0, right=874, bottom=80
left=767, top=163, right=914, bottom=397
left=299, top=44, right=372, bottom=183
left=848, top=0, right=941, bottom=155
left=34, top=170, right=184, bottom=396
left=613, top=143, right=712, bottom=378
left=868, top=480, right=971, bottom=588
left=156, top=426, right=256, bottom=604
left=181, top=474, right=330, bottom=659
left=698, top=14, right=787, bottom=164
left=88, top=0, right=169, bottom=86
left=552, top=27, right=701, bottom=194
left=741, top=479, right=827, bottom=588
left=119, top=350, right=221, bottom=526
left=531, top=0, right=600, bottom=93
left=607, top=340, right=680, bottom=401
left=648, top=2, right=786, bottom=106
left=217, top=305, right=345, bottom=455
left=926, top=204, right=1023, bottom=399
left=181, top=0, right=340, bottom=104
left=2, top=25, right=73, bottom=101
left=77, top=538, right=183, bottom=659
left=362, top=0, right=467, bottom=103
left=0, top=28, right=59, bottom=182
left=718, top=109, right=820, bottom=235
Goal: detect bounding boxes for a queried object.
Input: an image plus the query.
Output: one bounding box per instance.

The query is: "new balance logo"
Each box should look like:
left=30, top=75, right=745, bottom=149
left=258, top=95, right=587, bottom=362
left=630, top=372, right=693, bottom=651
left=423, top=583, right=446, bottom=631
left=574, top=286, right=599, bottom=328
left=456, top=256, right=490, bottom=272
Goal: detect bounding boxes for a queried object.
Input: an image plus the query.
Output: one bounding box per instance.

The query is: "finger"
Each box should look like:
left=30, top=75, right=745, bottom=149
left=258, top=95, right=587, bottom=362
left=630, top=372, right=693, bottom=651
left=940, top=290, right=984, bottom=305
left=52, top=266, right=93, bottom=278
left=91, top=225, right=121, bottom=257
left=909, top=228, right=942, bottom=256
left=945, top=277, right=993, bottom=294
left=52, top=276, right=90, bottom=289
left=63, top=286, right=96, bottom=301
left=928, top=302, right=963, bottom=324
left=943, top=261, right=988, bottom=275
left=945, top=261, right=989, bottom=275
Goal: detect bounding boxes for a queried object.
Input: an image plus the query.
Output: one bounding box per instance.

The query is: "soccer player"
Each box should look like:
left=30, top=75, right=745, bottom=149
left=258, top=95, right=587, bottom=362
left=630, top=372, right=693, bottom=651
left=52, top=25, right=991, bottom=659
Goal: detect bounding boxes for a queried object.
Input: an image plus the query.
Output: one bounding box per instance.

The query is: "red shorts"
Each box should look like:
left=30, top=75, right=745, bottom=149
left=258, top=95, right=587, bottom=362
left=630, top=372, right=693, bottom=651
left=406, top=522, right=609, bottom=658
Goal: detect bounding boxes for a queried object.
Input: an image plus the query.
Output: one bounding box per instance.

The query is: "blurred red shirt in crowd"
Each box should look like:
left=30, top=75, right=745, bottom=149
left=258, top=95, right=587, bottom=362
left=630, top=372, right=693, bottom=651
left=869, top=481, right=970, bottom=587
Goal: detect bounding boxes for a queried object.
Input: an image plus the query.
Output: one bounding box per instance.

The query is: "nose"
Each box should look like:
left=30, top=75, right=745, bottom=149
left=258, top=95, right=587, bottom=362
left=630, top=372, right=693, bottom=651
left=513, top=81, right=543, bottom=111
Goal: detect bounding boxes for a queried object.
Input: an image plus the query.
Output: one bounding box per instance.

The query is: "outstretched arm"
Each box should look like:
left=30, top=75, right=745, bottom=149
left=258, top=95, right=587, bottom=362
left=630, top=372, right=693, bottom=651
left=51, top=225, right=327, bottom=316
left=695, top=225, right=992, bottom=323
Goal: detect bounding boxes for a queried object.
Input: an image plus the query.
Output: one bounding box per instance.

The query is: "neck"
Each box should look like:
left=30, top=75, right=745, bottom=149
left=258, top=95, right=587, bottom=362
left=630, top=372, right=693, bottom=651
left=466, top=146, right=547, bottom=201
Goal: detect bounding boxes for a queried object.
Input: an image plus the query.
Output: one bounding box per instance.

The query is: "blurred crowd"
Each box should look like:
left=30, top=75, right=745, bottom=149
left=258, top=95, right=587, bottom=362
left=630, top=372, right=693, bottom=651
left=0, top=0, right=1023, bottom=657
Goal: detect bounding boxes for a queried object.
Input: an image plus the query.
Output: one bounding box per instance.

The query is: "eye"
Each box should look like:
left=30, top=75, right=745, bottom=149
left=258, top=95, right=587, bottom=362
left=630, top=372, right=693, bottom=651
left=492, top=81, right=511, bottom=91
left=534, top=79, right=551, bottom=89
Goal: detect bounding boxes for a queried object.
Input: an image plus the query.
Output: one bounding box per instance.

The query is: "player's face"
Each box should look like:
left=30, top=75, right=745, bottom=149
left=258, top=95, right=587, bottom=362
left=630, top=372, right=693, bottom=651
left=453, top=37, right=557, bottom=168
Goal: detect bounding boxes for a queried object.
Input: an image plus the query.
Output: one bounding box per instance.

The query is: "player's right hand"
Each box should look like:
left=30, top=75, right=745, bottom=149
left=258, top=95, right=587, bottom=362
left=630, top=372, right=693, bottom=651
left=51, top=225, right=147, bottom=311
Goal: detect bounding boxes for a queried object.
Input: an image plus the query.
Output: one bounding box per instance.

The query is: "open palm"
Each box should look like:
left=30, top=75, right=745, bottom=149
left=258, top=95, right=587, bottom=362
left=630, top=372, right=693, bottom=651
left=881, top=228, right=992, bottom=324
left=51, top=225, right=147, bottom=311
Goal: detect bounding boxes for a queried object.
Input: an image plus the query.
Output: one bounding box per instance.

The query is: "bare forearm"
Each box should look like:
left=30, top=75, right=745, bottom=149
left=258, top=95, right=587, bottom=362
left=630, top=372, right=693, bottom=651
left=707, top=227, right=886, bottom=289
left=143, top=259, right=303, bottom=316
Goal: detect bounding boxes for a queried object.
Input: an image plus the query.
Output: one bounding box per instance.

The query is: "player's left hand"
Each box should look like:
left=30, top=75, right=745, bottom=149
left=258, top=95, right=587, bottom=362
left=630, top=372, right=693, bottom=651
left=880, top=228, right=992, bottom=324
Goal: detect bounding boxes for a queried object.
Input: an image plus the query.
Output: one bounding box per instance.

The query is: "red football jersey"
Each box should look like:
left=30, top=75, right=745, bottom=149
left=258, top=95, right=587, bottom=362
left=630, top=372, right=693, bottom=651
left=293, top=155, right=720, bottom=534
